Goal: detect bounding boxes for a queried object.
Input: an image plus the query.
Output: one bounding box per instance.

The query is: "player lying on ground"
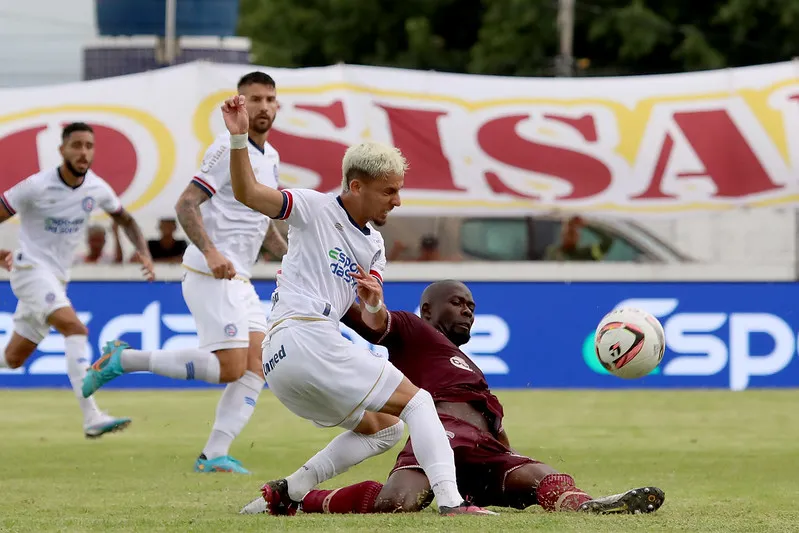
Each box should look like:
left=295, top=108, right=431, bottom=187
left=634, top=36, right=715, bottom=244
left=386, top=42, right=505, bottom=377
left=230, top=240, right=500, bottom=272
left=82, top=72, right=288, bottom=473
left=242, top=280, right=665, bottom=515
left=215, top=95, right=489, bottom=516
left=0, top=122, right=155, bottom=438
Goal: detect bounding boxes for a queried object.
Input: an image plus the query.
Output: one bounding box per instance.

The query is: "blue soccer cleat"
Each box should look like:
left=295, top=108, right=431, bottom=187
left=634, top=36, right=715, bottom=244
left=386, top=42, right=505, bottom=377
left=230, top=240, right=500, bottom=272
left=82, top=340, right=129, bottom=398
left=84, top=413, right=132, bottom=439
left=194, top=454, right=251, bottom=474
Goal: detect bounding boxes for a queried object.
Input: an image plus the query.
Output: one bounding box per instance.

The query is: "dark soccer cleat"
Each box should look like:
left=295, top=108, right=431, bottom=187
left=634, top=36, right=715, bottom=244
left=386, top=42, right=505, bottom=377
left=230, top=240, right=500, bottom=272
left=439, top=501, right=498, bottom=516
left=260, top=479, right=299, bottom=516
left=578, top=486, right=665, bottom=515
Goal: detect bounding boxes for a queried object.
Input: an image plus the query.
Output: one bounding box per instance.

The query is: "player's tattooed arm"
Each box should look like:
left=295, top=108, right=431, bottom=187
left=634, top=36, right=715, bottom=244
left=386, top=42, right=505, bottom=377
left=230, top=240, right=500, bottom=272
left=261, top=222, right=288, bottom=260
left=175, top=184, right=214, bottom=253
left=176, top=184, right=236, bottom=279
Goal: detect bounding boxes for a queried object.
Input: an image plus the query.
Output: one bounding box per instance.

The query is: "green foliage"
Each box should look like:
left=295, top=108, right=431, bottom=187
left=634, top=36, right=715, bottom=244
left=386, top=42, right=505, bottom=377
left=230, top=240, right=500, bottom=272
left=238, top=0, right=799, bottom=75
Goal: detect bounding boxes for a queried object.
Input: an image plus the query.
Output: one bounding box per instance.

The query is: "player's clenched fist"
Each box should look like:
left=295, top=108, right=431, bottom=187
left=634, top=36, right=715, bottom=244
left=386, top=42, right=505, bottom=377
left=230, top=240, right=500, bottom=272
left=205, top=248, right=237, bottom=280
left=221, top=95, right=249, bottom=136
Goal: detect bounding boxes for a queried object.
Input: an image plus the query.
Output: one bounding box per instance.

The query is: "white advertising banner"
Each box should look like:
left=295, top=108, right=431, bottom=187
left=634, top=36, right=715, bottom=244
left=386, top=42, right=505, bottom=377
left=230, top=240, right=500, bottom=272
left=1, top=60, right=798, bottom=220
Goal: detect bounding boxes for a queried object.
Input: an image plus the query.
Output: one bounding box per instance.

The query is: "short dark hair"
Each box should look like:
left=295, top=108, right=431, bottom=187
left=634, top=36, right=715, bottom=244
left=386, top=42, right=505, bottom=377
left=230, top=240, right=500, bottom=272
left=237, top=71, right=276, bottom=91
left=62, top=122, right=93, bottom=141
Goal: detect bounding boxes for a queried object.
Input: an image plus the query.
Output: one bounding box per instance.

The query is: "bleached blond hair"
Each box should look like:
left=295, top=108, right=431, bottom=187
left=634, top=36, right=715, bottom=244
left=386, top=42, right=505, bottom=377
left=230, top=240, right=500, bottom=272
left=341, top=141, right=408, bottom=192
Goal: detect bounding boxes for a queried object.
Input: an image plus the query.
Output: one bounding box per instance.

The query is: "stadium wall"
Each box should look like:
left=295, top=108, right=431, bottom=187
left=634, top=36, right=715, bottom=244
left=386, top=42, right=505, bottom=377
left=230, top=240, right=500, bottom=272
left=1, top=263, right=797, bottom=391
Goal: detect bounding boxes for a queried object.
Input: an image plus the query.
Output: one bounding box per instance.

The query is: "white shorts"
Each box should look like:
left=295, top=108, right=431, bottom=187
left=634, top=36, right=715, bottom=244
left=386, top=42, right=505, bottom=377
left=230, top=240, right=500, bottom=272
left=9, top=267, right=71, bottom=344
left=263, top=320, right=404, bottom=431
left=182, top=270, right=267, bottom=352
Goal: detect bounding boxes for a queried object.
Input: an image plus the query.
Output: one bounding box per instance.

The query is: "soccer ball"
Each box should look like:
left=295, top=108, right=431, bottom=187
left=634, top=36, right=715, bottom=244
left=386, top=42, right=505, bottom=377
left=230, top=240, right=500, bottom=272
left=594, top=307, right=665, bottom=379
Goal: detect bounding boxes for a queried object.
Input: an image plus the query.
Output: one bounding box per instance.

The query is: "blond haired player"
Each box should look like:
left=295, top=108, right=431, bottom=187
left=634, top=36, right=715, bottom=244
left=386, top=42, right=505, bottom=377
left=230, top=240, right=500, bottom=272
left=83, top=73, right=288, bottom=473
left=0, top=122, right=155, bottom=438
left=217, top=94, right=494, bottom=516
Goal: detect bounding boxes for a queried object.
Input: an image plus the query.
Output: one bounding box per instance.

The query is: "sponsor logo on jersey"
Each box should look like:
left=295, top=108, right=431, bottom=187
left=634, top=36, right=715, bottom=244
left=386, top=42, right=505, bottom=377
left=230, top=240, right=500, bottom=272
left=224, top=323, right=238, bottom=337
left=328, top=247, right=358, bottom=288
left=44, top=217, right=85, bottom=234
left=200, top=144, right=228, bottom=174
left=263, top=344, right=287, bottom=376
left=450, top=356, right=474, bottom=372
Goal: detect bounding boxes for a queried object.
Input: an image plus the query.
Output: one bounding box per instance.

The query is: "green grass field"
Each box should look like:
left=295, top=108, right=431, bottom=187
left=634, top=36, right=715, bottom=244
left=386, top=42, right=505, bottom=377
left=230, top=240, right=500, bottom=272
left=1, top=389, right=798, bottom=533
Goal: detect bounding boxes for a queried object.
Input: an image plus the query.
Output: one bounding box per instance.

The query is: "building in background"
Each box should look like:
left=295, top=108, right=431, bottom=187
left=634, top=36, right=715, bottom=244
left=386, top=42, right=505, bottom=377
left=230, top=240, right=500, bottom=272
left=85, top=0, right=250, bottom=80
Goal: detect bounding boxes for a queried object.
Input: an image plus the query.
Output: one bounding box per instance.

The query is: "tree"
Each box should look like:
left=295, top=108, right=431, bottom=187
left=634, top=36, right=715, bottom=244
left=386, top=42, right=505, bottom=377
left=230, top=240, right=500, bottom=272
left=237, top=0, right=799, bottom=76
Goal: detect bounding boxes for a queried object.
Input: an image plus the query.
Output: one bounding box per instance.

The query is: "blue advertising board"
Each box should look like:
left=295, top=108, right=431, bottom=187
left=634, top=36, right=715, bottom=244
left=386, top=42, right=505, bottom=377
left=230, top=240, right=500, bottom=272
left=1, top=280, right=798, bottom=391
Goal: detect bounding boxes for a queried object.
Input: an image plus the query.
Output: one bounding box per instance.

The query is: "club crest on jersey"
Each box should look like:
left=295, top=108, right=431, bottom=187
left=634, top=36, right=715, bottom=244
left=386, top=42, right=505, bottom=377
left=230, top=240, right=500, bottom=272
left=82, top=196, right=95, bottom=212
left=450, top=356, right=474, bottom=372
left=224, top=323, right=238, bottom=337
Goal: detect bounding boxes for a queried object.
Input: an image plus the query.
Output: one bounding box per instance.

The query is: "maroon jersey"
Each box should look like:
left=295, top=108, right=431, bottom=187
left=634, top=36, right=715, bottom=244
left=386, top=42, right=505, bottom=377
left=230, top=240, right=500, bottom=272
left=379, top=311, right=505, bottom=434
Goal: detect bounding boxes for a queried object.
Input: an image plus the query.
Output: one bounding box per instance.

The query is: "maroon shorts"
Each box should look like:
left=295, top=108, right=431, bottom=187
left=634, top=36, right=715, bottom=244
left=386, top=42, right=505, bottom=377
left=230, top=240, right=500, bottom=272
left=389, top=414, right=540, bottom=508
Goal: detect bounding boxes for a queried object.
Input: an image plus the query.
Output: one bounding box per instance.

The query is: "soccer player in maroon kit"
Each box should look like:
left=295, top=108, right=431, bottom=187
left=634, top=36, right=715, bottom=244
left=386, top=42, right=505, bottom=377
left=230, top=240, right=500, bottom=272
left=243, top=280, right=665, bottom=516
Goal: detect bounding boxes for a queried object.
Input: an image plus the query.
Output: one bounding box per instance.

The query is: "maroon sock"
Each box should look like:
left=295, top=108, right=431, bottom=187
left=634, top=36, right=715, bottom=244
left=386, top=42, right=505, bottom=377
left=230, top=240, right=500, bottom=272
left=301, top=481, right=384, bottom=514
left=536, top=473, right=593, bottom=511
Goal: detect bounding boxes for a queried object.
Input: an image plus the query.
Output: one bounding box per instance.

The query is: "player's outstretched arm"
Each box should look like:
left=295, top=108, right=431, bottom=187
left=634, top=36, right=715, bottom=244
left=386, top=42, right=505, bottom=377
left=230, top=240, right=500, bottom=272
left=222, top=95, right=284, bottom=218
left=110, top=209, right=155, bottom=281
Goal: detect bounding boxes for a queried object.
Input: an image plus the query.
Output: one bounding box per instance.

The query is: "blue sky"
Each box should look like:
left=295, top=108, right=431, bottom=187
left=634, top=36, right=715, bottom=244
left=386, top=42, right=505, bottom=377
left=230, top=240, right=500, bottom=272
left=0, top=0, right=96, bottom=87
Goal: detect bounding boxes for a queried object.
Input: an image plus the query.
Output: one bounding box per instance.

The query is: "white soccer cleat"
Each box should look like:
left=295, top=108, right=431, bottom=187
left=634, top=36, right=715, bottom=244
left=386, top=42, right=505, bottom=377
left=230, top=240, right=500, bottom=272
left=240, top=496, right=268, bottom=514
left=83, top=412, right=132, bottom=439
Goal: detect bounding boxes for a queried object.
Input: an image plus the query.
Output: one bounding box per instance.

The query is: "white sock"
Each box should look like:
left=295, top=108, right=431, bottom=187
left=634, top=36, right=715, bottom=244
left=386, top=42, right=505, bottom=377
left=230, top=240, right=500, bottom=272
left=64, top=334, right=102, bottom=421
left=285, top=421, right=405, bottom=502
left=121, top=348, right=221, bottom=384
left=0, top=351, right=8, bottom=368
left=202, top=370, right=265, bottom=459
left=399, top=389, right=463, bottom=508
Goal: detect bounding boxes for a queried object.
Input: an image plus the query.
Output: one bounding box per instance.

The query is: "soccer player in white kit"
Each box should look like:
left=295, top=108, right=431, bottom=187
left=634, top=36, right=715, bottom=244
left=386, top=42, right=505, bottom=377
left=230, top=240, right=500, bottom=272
left=221, top=94, right=494, bottom=516
left=0, top=122, right=155, bottom=438
left=82, top=73, right=288, bottom=473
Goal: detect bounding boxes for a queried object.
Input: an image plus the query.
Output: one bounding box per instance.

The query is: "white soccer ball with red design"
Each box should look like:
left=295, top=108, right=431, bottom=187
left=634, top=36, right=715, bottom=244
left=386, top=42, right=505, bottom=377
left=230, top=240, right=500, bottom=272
left=594, top=307, right=665, bottom=379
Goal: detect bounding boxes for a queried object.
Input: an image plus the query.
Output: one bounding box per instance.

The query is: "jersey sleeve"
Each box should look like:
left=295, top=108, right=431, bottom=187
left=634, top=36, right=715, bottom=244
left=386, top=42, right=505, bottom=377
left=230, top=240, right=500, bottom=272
left=370, top=236, right=386, bottom=285
left=273, top=188, right=330, bottom=228
left=192, top=139, right=231, bottom=197
left=95, top=177, right=124, bottom=214
left=1, top=177, right=37, bottom=215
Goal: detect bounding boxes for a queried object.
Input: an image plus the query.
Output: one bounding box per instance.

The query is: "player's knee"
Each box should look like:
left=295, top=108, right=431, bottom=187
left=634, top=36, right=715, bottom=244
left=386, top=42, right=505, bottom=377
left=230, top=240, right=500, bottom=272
left=370, top=419, right=404, bottom=451
left=398, top=388, right=434, bottom=422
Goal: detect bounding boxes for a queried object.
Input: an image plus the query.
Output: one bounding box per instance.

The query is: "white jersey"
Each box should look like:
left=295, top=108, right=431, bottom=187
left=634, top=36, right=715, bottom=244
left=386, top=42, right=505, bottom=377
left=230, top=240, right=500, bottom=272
left=1, top=167, right=123, bottom=281
left=182, top=133, right=280, bottom=279
left=268, top=189, right=386, bottom=326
